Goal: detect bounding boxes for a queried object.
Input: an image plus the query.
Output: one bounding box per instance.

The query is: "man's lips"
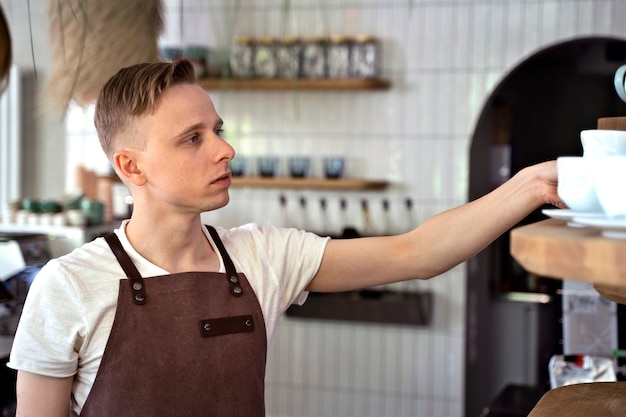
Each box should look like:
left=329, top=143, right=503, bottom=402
left=212, top=172, right=232, bottom=185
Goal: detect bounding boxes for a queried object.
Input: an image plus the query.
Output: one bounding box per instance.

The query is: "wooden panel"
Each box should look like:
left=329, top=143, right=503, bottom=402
left=286, top=290, right=433, bottom=326
left=510, top=218, right=626, bottom=286
left=597, top=116, right=626, bottom=131
left=528, top=382, right=626, bottom=417
left=100, top=175, right=388, bottom=190
left=231, top=177, right=388, bottom=190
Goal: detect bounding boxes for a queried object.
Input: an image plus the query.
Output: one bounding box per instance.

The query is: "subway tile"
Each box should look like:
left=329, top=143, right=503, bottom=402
left=504, top=3, right=525, bottom=67
left=405, top=7, right=426, bottom=70
left=557, top=1, right=578, bottom=38
left=614, top=1, right=626, bottom=33
left=422, top=7, right=447, bottom=69
left=450, top=5, right=474, bottom=69
left=415, top=328, right=434, bottom=396
left=469, top=4, right=490, bottom=68
left=520, top=2, right=542, bottom=52
left=593, top=0, right=615, bottom=34
left=539, top=2, right=560, bottom=44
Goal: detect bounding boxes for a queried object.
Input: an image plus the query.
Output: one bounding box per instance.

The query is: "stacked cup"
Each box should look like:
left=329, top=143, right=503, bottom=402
left=582, top=129, right=626, bottom=219
left=558, top=129, right=626, bottom=219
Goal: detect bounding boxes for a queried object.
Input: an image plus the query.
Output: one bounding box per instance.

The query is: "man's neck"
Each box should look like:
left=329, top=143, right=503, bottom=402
left=123, top=213, right=219, bottom=273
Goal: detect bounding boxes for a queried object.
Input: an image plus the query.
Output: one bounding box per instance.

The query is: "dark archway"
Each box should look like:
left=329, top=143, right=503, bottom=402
left=466, top=37, right=626, bottom=417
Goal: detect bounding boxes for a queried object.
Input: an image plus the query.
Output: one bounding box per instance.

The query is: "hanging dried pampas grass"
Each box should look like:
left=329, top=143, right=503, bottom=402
left=46, top=0, right=163, bottom=110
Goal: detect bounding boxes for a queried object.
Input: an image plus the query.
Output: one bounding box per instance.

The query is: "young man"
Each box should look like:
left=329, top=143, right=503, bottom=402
left=9, top=59, right=564, bottom=416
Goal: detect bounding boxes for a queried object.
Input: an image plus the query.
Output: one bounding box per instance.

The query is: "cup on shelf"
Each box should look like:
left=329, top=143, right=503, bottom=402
left=229, top=156, right=247, bottom=177
left=257, top=156, right=279, bottom=177
left=556, top=156, right=603, bottom=213
left=323, top=156, right=345, bottom=179
left=288, top=156, right=310, bottom=178
left=0, top=208, right=15, bottom=224
left=39, top=213, right=54, bottom=226
left=580, top=129, right=626, bottom=157
left=53, top=212, right=67, bottom=227
left=159, top=46, right=184, bottom=62
left=80, top=198, right=104, bottom=226
left=590, top=155, right=626, bottom=218
left=66, top=209, right=86, bottom=227
left=21, top=198, right=41, bottom=213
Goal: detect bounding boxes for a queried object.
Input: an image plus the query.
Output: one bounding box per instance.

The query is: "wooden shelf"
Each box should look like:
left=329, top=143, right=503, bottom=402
left=231, top=177, right=388, bottom=190
left=99, top=174, right=388, bottom=190
left=198, top=77, right=391, bottom=91
left=286, top=290, right=432, bottom=326
left=510, top=218, right=626, bottom=286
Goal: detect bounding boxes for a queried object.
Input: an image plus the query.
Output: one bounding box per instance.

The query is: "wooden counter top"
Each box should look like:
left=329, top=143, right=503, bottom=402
left=510, top=218, right=626, bottom=286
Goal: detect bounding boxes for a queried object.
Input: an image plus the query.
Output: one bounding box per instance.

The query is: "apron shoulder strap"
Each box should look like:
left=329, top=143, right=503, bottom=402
left=104, top=233, right=146, bottom=305
left=205, top=225, right=244, bottom=297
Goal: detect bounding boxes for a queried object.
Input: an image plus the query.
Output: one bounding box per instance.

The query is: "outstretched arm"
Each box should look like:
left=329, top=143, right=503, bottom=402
left=308, top=160, right=564, bottom=292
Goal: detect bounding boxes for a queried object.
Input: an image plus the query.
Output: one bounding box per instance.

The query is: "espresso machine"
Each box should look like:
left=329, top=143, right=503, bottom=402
left=0, top=232, right=52, bottom=415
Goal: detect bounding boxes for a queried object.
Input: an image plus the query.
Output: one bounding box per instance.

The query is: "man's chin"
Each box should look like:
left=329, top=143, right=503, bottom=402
left=205, top=195, right=230, bottom=212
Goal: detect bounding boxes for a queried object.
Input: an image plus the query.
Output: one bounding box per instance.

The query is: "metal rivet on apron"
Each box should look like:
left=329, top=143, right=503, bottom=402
left=245, top=319, right=252, bottom=327
left=229, top=275, right=239, bottom=283
left=203, top=323, right=211, bottom=331
left=134, top=294, right=145, bottom=302
left=132, top=282, right=143, bottom=291
left=233, top=287, right=242, bottom=294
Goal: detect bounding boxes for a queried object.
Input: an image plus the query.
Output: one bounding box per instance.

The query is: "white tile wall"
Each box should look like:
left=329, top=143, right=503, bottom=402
left=178, top=2, right=626, bottom=416
left=8, top=0, right=624, bottom=415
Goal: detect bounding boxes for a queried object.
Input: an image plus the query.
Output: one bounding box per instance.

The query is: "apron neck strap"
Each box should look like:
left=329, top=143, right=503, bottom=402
left=205, top=225, right=244, bottom=297
left=104, top=227, right=243, bottom=302
left=104, top=233, right=146, bottom=305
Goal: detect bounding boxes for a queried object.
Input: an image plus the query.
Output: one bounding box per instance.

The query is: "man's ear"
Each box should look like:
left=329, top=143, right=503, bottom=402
left=114, top=150, right=146, bottom=186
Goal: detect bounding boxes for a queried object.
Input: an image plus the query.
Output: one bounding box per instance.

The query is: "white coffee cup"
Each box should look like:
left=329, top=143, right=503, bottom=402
left=591, top=156, right=626, bottom=218
left=580, top=129, right=626, bottom=158
left=557, top=156, right=603, bottom=213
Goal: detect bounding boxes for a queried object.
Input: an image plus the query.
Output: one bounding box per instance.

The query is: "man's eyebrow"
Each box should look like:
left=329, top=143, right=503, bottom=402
left=173, top=118, right=223, bottom=139
left=174, top=122, right=205, bottom=139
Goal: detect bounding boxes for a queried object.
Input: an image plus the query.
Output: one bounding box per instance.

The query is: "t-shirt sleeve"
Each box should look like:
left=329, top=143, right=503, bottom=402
left=263, top=226, right=329, bottom=308
left=223, top=224, right=329, bottom=312
left=7, top=259, right=85, bottom=377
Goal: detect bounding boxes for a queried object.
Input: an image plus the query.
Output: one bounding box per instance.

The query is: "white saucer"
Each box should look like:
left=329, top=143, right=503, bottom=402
left=572, top=216, right=626, bottom=239
left=541, top=209, right=604, bottom=226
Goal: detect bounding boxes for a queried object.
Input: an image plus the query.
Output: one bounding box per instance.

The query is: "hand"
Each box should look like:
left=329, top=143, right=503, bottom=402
left=529, top=160, right=567, bottom=209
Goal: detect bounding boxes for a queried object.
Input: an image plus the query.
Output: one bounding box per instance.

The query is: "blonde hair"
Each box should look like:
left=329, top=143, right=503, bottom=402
left=94, top=59, right=196, bottom=159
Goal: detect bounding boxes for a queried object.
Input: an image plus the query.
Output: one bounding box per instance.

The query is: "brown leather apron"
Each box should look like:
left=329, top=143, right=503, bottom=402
left=77, top=225, right=267, bottom=417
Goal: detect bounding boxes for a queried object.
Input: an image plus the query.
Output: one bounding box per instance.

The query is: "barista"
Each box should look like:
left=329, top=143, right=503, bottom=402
left=9, top=59, right=564, bottom=416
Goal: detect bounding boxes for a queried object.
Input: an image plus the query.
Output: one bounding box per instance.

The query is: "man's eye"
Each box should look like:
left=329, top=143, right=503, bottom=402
left=214, top=128, right=224, bottom=137
left=187, top=134, right=200, bottom=144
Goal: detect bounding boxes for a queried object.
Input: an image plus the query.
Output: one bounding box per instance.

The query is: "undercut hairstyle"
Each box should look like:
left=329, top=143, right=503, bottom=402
left=94, top=59, right=196, bottom=160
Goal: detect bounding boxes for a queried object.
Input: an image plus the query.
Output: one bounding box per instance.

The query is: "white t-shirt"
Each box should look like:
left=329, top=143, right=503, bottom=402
left=8, top=221, right=328, bottom=413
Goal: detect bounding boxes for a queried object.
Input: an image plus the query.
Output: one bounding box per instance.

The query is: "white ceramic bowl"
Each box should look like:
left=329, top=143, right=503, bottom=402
left=591, top=156, right=626, bottom=219
left=557, top=156, right=603, bottom=213
left=580, top=129, right=626, bottom=158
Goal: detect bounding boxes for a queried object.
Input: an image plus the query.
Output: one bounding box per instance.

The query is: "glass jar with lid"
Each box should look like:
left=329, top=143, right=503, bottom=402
left=301, top=36, right=327, bottom=78
left=275, top=36, right=302, bottom=79
left=327, top=35, right=351, bottom=78
left=351, top=35, right=380, bottom=78
left=254, top=36, right=278, bottom=78
left=229, top=36, right=255, bottom=78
